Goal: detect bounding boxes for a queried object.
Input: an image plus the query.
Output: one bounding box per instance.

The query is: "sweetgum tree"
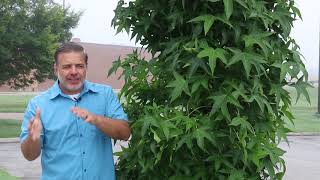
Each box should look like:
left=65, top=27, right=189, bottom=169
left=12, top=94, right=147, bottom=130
left=110, top=0, right=310, bottom=179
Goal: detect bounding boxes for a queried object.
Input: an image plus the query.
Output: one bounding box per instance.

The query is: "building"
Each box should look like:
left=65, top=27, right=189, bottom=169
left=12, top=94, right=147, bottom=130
left=0, top=41, right=150, bottom=92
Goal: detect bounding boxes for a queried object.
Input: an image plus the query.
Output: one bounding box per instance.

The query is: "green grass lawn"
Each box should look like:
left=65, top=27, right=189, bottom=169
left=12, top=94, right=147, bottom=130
left=0, top=120, right=21, bottom=138
left=0, top=95, right=34, bottom=113
left=0, top=87, right=319, bottom=136
left=0, top=169, right=18, bottom=180
left=285, top=86, right=320, bottom=132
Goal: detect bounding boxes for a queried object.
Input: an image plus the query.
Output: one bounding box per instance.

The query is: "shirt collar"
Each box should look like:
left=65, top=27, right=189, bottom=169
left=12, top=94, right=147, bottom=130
left=49, top=80, right=98, bottom=100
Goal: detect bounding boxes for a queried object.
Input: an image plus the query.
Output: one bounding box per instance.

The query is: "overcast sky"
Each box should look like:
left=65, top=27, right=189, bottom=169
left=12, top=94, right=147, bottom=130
left=56, top=0, right=320, bottom=80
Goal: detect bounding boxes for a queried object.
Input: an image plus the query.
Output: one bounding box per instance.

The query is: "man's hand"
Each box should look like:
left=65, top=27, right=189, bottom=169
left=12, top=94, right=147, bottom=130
left=71, top=107, right=98, bottom=125
left=28, top=107, right=42, bottom=141
left=21, top=107, right=42, bottom=161
left=70, top=107, right=131, bottom=140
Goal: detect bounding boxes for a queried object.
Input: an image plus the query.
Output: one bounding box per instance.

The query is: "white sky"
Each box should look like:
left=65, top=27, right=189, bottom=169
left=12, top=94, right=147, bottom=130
left=291, top=0, right=320, bottom=80
left=56, top=0, right=320, bottom=80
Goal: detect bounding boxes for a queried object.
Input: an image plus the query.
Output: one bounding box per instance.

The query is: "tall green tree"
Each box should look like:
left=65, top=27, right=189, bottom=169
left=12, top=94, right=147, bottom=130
left=0, top=0, right=81, bottom=88
left=110, top=0, right=310, bottom=179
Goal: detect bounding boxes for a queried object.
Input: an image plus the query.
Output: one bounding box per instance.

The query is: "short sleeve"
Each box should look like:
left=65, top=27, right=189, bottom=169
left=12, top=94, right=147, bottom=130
left=19, top=99, right=44, bottom=146
left=105, top=88, right=128, bottom=121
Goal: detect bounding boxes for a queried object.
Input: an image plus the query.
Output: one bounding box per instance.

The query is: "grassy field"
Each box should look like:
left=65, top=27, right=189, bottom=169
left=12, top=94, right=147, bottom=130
left=0, top=87, right=319, bottom=135
left=0, top=120, right=22, bottom=138
left=285, top=86, right=320, bottom=132
left=0, top=169, right=18, bottom=180
left=0, top=95, right=34, bottom=113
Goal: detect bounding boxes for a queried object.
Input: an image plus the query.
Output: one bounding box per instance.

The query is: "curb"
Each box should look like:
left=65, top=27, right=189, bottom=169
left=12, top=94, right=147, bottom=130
left=287, top=132, right=320, bottom=136
left=0, top=138, right=19, bottom=143
left=1, top=133, right=320, bottom=143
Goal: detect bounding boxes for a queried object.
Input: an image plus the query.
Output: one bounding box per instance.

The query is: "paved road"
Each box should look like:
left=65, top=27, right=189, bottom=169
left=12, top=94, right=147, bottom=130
left=0, top=136, right=319, bottom=179
left=281, top=135, right=320, bottom=180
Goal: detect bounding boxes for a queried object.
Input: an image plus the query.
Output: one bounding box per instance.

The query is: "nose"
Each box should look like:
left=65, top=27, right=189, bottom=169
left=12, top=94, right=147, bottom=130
left=70, top=65, right=78, bottom=75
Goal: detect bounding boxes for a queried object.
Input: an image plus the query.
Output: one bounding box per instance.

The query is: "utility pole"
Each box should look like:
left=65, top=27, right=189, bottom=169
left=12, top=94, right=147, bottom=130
left=63, top=0, right=65, bottom=10
left=318, top=22, right=320, bottom=114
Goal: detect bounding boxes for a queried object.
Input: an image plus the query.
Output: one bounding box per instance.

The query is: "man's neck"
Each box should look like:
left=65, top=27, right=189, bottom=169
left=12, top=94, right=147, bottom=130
left=58, top=83, right=83, bottom=95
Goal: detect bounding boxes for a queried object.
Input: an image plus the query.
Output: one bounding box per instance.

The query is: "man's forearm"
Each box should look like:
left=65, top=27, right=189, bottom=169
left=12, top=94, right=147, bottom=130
left=21, top=136, right=41, bottom=161
left=94, top=116, right=131, bottom=141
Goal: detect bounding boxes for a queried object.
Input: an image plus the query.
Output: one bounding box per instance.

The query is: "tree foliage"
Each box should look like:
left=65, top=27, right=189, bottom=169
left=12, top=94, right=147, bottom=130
left=110, top=0, right=310, bottom=179
left=0, top=0, right=81, bottom=88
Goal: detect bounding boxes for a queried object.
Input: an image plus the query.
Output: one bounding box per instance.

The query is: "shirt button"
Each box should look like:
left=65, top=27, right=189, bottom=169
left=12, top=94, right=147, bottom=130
left=83, top=152, right=85, bottom=155
left=80, top=134, right=83, bottom=137
left=84, top=169, right=86, bottom=172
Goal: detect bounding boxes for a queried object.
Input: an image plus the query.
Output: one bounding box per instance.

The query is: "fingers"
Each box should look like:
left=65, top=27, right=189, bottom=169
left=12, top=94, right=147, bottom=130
left=71, top=107, right=88, bottom=119
left=28, top=119, right=34, bottom=132
left=71, top=107, right=96, bottom=124
left=28, top=115, right=42, bottom=141
left=35, top=107, right=41, bottom=121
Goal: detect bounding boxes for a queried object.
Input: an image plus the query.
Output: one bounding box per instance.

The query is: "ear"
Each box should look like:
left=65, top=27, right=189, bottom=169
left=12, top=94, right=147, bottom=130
left=54, top=63, right=57, bottom=75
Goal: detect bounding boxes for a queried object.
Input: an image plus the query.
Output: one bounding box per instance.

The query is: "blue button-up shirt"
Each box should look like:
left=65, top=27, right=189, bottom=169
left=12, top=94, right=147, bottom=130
left=20, top=81, right=128, bottom=180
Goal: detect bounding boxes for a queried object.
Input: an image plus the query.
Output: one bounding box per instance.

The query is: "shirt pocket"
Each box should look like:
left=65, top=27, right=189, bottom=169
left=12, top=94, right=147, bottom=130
left=43, top=121, right=78, bottom=153
left=85, top=107, right=106, bottom=137
left=42, top=128, right=64, bottom=159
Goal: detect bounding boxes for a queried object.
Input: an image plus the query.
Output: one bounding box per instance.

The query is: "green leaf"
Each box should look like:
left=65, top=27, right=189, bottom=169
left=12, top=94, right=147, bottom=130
left=182, top=0, right=186, bottom=9
left=194, top=128, right=216, bottom=151
left=292, top=77, right=313, bottom=104
left=151, top=129, right=161, bottom=143
left=204, top=16, right=215, bottom=35
left=191, top=81, right=201, bottom=94
left=177, top=135, right=193, bottom=150
left=209, top=94, right=227, bottom=115
left=188, top=15, right=211, bottom=23
left=270, top=10, right=292, bottom=38
left=223, top=0, right=233, bottom=20
left=229, top=170, right=244, bottom=180
left=235, top=0, right=248, bottom=9
left=230, top=116, right=254, bottom=134
left=107, top=57, right=121, bottom=77
left=160, top=120, right=176, bottom=140
left=188, top=15, right=215, bottom=35
left=221, top=103, right=231, bottom=120
left=161, top=124, right=170, bottom=141
left=140, top=116, right=157, bottom=137
left=291, top=5, right=302, bottom=20
left=197, top=47, right=227, bottom=75
left=187, top=57, right=210, bottom=77
left=227, top=49, right=266, bottom=78
left=229, top=116, right=243, bottom=126
left=250, top=148, right=269, bottom=170
left=242, top=32, right=273, bottom=56
left=166, top=72, right=190, bottom=101
left=282, top=108, right=295, bottom=125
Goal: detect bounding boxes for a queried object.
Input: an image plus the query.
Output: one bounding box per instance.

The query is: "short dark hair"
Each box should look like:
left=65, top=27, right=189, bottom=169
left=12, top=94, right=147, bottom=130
left=54, top=42, right=88, bottom=64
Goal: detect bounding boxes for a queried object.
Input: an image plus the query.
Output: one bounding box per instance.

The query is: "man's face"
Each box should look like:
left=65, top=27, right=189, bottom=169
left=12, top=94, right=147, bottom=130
left=54, top=51, right=87, bottom=95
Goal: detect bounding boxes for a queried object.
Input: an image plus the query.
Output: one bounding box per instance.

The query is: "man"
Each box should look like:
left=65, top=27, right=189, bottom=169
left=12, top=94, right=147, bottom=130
left=20, top=42, right=130, bottom=179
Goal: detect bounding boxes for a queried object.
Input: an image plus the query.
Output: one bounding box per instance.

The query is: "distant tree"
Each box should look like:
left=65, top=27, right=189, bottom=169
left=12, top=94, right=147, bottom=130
left=0, top=0, right=81, bottom=88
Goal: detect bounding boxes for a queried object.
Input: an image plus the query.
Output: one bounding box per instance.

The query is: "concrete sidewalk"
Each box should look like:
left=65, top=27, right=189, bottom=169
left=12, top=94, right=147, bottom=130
left=0, top=136, right=319, bottom=179
left=0, top=140, right=40, bottom=180
left=0, top=113, right=23, bottom=120
left=0, top=139, right=125, bottom=180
